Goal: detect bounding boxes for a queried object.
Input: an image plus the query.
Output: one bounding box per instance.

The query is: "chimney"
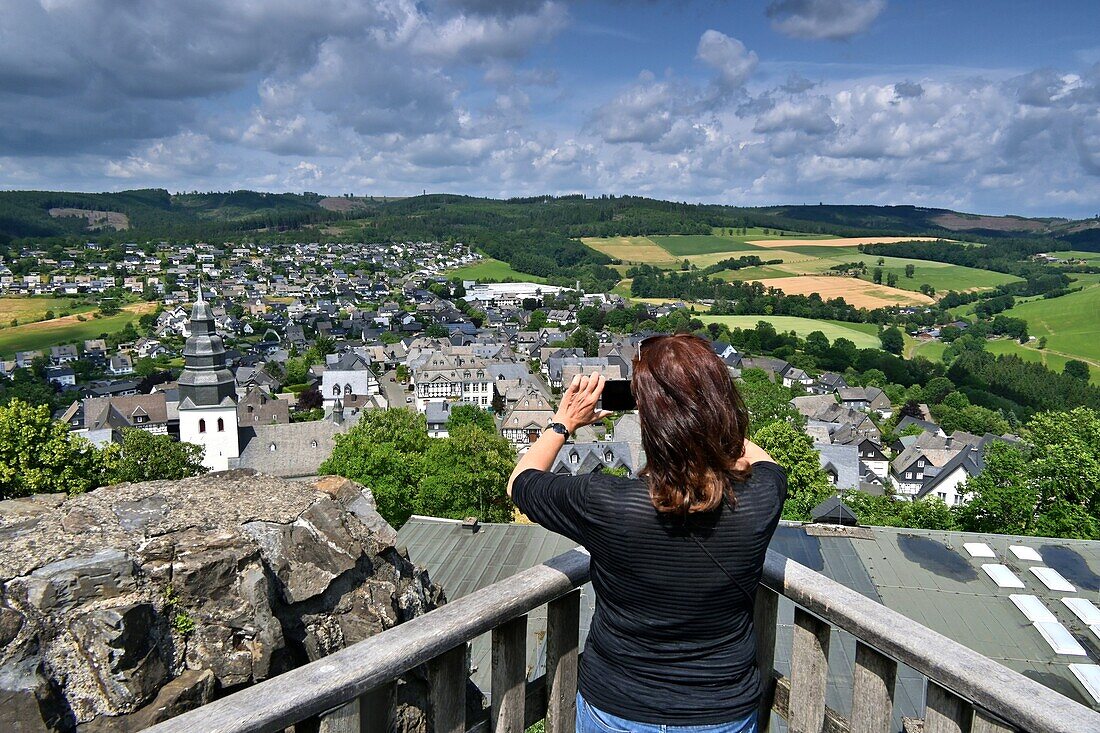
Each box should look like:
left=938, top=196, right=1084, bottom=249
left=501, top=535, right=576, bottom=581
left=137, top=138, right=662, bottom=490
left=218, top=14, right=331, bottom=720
left=462, top=517, right=479, bottom=532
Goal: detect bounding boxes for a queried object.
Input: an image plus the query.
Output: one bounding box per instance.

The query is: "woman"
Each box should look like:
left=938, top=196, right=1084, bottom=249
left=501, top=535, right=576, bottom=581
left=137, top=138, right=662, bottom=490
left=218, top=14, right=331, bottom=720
left=508, top=333, right=786, bottom=733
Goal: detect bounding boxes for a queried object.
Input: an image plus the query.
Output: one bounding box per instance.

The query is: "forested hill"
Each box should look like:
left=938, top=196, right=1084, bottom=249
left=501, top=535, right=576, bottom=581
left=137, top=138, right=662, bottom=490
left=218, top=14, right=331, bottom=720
left=2, top=189, right=1099, bottom=289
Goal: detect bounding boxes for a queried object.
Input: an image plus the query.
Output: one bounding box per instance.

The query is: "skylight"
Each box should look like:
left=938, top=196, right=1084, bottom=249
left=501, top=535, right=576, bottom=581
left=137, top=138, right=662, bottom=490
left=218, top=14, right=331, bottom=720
left=1010, top=594, right=1057, bottom=623
left=1070, top=664, right=1100, bottom=704
left=982, top=563, right=1025, bottom=588
left=1030, top=567, right=1076, bottom=593
left=1063, top=598, right=1100, bottom=625
left=1009, top=545, right=1043, bottom=562
left=964, top=542, right=995, bottom=558
left=1033, top=621, right=1087, bottom=655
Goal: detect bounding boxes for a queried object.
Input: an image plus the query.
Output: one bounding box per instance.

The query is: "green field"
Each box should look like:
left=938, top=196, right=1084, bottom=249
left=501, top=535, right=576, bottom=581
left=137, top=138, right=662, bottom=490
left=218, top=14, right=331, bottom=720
left=448, top=257, right=547, bottom=283
left=699, top=315, right=881, bottom=349
left=0, top=297, right=95, bottom=328
left=651, top=228, right=818, bottom=257
left=1000, top=277, right=1100, bottom=371
left=907, top=338, right=947, bottom=362
left=0, top=303, right=156, bottom=358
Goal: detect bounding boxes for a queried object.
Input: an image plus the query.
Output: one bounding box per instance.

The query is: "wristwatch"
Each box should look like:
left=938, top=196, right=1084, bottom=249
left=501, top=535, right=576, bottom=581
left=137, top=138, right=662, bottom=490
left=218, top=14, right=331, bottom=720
left=545, top=422, right=570, bottom=437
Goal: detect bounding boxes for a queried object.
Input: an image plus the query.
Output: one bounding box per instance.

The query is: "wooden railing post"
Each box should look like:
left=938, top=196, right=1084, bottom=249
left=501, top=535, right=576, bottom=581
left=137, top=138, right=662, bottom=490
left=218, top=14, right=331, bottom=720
left=789, top=607, right=831, bottom=733
left=318, top=698, right=359, bottom=733
left=754, top=585, right=779, bottom=732
left=492, top=615, right=528, bottom=733
left=972, top=708, right=1016, bottom=733
left=360, top=682, right=394, bottom=733
left=429, top=645, right=468, bottom=733
left=545, top=590, right=580, bottom=733
left=850, top=641, right=896, bottom=733
left=925, top=682, right=970, bottom=733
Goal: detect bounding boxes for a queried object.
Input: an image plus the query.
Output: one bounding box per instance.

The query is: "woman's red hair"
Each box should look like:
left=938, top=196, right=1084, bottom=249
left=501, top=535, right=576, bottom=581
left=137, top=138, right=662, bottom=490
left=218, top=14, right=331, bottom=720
left=632, top=333, right=751, bottom=515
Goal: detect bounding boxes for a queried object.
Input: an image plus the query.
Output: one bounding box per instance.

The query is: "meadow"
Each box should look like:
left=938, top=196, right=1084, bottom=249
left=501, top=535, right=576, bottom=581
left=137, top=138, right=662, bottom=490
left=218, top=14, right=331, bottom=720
left=1000, top=274, right=1100, bottom=369
left=448, top=257, right=547, bottom=283
left=0, top=297, right=95, bottom=327
left=698, top=315, right=882, bottom=349
left=580, top=236, right=680, bottom=266
left=0, top=302, right=157, bottom=357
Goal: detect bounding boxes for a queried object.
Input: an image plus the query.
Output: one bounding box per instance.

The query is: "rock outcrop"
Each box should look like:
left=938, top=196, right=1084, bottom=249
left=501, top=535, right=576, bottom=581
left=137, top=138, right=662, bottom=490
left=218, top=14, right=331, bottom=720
left=0, top=470, right=444, bottom=731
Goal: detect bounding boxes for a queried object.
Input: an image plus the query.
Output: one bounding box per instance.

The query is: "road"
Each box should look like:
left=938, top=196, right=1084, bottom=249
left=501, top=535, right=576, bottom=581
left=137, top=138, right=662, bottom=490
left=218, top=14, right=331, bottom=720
left=380, top=368, right=415, bottom=410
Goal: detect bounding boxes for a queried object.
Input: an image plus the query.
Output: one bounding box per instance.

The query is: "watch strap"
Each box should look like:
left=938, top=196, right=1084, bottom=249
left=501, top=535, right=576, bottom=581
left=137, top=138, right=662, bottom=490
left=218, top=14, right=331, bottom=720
left=546, top=422, right=570, bottom=436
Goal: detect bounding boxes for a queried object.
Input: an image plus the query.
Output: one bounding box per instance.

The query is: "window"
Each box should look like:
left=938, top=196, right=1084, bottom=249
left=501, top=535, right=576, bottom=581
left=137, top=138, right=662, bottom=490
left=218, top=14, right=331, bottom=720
left=905, top=472, right=912, bottom=479
left=570, top=452, right=579, bottom=465
left=247, top=405, right=254, bottom=414
left=332, top=385, right=341, bottom=396
left=311, top=440, right=318, bottom=448
left=605, top=450, right=613, bottom=463
left=217, top=417, right=224, bottom=432
left=199, top=418, right=206, bottom=433
left=269, top=443, right=277, bottom=452
left=344, top=383, right=352, bottom=395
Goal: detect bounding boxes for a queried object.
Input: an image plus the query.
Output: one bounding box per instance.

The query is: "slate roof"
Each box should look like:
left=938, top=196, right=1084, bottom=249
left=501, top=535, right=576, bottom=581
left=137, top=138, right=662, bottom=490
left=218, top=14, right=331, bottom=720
left=814, top=442, right=861, bottom=491
left=233, top=415, right=358, bottom=478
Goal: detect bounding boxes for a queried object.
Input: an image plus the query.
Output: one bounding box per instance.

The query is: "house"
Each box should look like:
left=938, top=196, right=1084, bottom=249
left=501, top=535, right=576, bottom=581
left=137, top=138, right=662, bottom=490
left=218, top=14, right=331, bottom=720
left=780, top=364, right=814, bottom=389
left=108, top=353, right=135, bottom=375
left=836, top=386, right=892, bottom=418
left=856, top=438, right=890, bottom=480
left=811, top=372, right=848, bottom=395
left=426, top=401, right=452, bottom=438
left=913, top=447, right=983, bottom=506
left=811, top=497, right=859, bottom=526
left=50, top=344, right=79, bottom=365
left=78, top=394, right=170, bottom=445
left=237, top=386, right=290, bottom=427
left=321, top=351, right=381, bottom=408
left=15, top=350, right=41, bottom=369
left=45, top=365, right=76, bottom=388
left=890, top=445, right=963, bottom=497
left=500, top=390, right=555, bottom=450
left=551, top=441, right=634, bottom=476
left=815, top=443, right=861, bottom=491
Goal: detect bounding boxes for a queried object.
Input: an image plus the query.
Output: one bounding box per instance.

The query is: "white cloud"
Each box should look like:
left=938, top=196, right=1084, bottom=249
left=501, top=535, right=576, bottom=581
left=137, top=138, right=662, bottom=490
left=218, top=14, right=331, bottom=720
left=696, top=30, right=758, bottom=90
left=766, top=0, right=886, bottom=41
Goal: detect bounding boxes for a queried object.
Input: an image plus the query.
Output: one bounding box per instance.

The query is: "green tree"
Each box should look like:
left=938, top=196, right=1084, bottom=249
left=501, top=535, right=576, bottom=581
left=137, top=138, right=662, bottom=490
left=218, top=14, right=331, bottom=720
left=872, top=267, right=883, bottom=284
left=0, top=400, right=103, bottom=499
left=528, top=310, right=549, bottom=330
left=753, top=421, right=833, bottom=521
left=904, top=264, right=915, bottom=278
left=425, top=323, right=449, bottom=338
left=955, top=442, right=1035, bottom=535
left=1027, top=408, right=1100, bottom=539
left=101, top=429, right=206, bottom=484
left=418, top=425, right=516, bottom=522
left=886, top=272, right=899, bottom=288
left=1064, top=360, right=1091, bottom=381
left=921, top=376, right=955, bottom=405
left=879, top=326, right=903, bottom=355
left=566, top=326, right=600, bottom=357
left=739, top=369, right=802, bottom=429
left=321, top=409, right=429, bottom=527
left=447, top=403, right=497, bottom=434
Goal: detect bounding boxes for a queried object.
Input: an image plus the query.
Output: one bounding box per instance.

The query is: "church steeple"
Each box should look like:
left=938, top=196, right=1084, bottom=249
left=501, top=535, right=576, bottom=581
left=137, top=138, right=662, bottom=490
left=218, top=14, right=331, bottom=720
left=178, top=284, right=236, bottom=408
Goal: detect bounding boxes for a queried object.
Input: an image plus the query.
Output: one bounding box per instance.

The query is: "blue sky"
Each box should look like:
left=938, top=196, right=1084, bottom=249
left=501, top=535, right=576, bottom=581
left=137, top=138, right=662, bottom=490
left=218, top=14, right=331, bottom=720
left=0, top=0, right=1098, bottom=217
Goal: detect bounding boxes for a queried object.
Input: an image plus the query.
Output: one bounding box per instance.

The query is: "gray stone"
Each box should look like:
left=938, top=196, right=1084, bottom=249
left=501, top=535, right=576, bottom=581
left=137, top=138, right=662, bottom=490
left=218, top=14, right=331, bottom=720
left=18, top=549, right=136, bottom=613
left=0, top=472, right=441, bottom=732
left=111, top=494, right=168, bottom=532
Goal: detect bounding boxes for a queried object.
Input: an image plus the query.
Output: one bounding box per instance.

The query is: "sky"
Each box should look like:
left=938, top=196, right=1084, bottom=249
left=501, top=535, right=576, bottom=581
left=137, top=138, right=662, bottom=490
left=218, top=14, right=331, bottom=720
left=0, top=0, right=1098, bottom=217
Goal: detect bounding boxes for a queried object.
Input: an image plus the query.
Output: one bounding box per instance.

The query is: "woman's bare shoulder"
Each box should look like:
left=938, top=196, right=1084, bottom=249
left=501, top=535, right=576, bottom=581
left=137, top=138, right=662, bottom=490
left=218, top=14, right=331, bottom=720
left=742, top=439, right=774, bottom=465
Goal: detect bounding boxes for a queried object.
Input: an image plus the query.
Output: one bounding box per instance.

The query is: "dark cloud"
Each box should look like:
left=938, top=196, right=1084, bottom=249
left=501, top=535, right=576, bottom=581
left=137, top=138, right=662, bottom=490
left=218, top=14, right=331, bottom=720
left=766, top=0, right=886, bottom=40
left=893, top=81, right=924, bottom=99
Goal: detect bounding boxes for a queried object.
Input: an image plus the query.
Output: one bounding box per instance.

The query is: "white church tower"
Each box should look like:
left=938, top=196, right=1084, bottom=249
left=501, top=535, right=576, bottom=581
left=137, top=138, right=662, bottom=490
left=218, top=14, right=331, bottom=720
left=178, top=286, right=239, bottom=470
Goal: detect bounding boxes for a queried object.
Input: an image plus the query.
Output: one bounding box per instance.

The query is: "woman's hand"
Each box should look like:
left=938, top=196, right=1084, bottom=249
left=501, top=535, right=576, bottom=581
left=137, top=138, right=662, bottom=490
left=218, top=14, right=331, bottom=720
left=553, top=371, right=614, bottom=434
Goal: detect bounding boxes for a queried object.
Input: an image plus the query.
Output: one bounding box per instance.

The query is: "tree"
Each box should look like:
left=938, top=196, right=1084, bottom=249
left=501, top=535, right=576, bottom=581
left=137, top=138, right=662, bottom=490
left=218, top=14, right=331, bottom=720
left=872, top=268, right=883, bottom=285
left=527, top=310, right=548, bottom=330
left=955, top=442, right=1035, bottom=535
left=879, top=326, right=903, bottom=355
left=921, top=376, right=955, bottom=404
left=101, top=429, right=206, bottom=484
left=447, top=403, right=496, bottom=434
left=297, top=385, right=323, bottom=410
left=321, top=409, right=429, bottom=527
left=886, top=273, right=899, bottom=288
left=566, top=326, right=600, bottom=357
left=1064, top=360, right=1091, bottom=381
left=753, top=421, right=833, bottom=521
left=904, top=264, right=915, bottom=278
left=425, top=323, right=449, bottom=338
left=739, top=369, right=802, bottom=429
left=0, top=400, right=103, bottom=499
left=877, top=257, right=885, bottom=266
left=418, top=425, right=516, bottom=522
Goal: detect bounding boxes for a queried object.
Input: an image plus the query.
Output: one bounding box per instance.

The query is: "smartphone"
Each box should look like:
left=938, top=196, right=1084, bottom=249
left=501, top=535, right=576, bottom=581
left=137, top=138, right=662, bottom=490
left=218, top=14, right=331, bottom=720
left=600, top=379, right=636, bottom=412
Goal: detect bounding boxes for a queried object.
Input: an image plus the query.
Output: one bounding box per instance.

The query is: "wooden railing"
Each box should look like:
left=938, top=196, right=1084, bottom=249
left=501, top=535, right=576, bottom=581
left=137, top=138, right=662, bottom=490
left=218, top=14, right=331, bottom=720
left=143, top=548, right=1100, bottom=733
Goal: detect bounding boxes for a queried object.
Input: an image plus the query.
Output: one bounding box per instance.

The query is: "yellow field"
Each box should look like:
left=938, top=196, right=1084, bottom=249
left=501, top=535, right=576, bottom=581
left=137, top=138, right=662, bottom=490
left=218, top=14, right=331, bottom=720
left=754, top=276, right=935, bottom=307
left=0, top=297, right=91, bottom=326
left=746, top=236, right=950, bottom=248
left=581, top=236, right=678, bottom=266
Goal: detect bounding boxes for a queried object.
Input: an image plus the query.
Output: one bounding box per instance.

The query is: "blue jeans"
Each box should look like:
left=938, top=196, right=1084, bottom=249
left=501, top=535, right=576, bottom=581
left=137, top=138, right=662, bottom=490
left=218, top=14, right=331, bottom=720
left=576, top=692, right=758, bottom=733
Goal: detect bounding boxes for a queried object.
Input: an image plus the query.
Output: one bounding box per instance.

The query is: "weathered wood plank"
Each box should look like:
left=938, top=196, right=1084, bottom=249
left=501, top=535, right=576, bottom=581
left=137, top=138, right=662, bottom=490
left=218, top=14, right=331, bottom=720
left=492, top=615, right=527, bottom=733
left=758, top=549, right=1100, bottom=733
left=925, top=682, right=969, bottom=733
left=429, top=645, right=467, bottom=733
left=971, top=708, right=1015, bottom=733
left=771, top=676, right=849, bottom=733
left=790, top=607, right=831, bottom=733
left=850, top=642, right=896, bottom=733
left=142, top=549, right=590, bottom=733
left=359, top=682, right=392, bottom=733
left=545, top=590, right=580, bottom=733
left=318, top=698, right=359, bottom=733
left=754, top=585, right=779, bottom=733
